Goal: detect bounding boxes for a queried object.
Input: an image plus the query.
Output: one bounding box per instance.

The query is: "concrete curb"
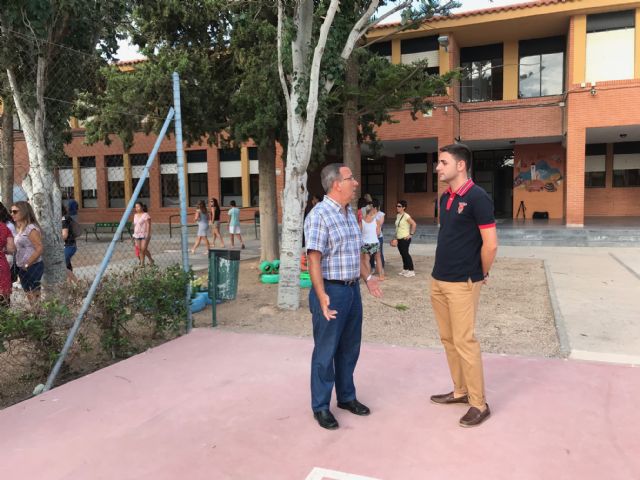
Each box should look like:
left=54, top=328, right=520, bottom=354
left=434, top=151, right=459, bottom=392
left=543, top=260, right=571, bottom=358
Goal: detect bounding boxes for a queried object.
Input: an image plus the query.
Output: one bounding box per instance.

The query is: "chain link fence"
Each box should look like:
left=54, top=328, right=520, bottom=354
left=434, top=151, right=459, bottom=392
left=0, top=31, right=199, bottom=404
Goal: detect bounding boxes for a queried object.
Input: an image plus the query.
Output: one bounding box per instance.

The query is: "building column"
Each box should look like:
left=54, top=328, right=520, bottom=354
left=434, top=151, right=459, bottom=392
left=565, top=127, right=586, bottom=226
left=149, top=156, right=162, bottom=211
left=391, top=38, right=401, bottom=65
left=571, top=15, right=587, bottom=85
left=635, top=9, right=640, bottom=79
left=72, top=156, right=82, bottom=204
left=503, top=40, right=519, bottom=101
left=208, top=145, right=220, bottom=202
left=241, top=146, right=250, bottom=207
left=96, top=155, right=108, bottom=210
left=605, top=143, right=614, bottom=189
left=123, top=152, right=132, bottom=205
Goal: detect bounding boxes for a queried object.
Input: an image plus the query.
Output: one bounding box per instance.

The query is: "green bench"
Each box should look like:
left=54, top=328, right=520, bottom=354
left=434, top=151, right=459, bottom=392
left=84, top=222, right=133, bottom=242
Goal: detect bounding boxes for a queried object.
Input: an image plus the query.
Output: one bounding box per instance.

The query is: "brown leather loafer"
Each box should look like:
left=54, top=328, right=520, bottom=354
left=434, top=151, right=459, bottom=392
left=459, top=404, right=491, bottom=427
left=430, top=391, right=469, bottom=405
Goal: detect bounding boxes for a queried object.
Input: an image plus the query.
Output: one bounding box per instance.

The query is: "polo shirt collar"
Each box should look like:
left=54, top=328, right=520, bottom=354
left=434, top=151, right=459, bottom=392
left=445, top=178, right=474, bottom=197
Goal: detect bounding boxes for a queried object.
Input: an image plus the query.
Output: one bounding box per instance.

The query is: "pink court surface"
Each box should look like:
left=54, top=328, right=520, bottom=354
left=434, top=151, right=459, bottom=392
left=1, top=329, right=638, bottom=480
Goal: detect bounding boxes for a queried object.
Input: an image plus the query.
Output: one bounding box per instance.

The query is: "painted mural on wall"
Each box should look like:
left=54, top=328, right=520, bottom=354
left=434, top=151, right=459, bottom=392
left=513, top=155, right=563, bottom=192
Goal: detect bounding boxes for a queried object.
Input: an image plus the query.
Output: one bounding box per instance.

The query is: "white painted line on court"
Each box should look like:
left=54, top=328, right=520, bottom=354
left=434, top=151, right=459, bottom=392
left=305, top=467, right=382, bottom=480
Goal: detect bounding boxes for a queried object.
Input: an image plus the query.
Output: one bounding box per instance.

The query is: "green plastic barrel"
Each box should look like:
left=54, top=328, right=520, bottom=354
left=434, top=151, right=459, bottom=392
left=208, top=249, right=241, bottom=301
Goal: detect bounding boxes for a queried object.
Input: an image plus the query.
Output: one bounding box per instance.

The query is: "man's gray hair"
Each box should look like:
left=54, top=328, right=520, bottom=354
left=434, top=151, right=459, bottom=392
left=320, top=163, right=346, bottom=193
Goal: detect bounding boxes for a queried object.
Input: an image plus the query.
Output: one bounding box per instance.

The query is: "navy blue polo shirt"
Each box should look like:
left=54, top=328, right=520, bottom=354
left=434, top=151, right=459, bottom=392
left=432, top=179, right=496, bottom=282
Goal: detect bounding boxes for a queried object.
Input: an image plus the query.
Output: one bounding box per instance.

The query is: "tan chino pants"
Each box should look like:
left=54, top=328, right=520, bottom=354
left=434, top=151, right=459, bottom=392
left=430, top=278, right=486, bottom=409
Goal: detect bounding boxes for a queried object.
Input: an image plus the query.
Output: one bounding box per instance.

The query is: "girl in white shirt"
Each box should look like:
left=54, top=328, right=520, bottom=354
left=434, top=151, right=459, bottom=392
left=360, top=204, right=384, bottom=280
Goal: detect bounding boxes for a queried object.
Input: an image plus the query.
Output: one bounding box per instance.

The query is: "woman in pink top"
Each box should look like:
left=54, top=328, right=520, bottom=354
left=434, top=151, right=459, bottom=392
left=133, top=202, right=154, bottom=267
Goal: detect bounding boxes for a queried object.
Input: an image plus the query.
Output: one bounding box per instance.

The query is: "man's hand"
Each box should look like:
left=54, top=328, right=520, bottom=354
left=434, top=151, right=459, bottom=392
left=319, top=292, right=337, bottom=321
left=366, top=277, right=383, bottom=298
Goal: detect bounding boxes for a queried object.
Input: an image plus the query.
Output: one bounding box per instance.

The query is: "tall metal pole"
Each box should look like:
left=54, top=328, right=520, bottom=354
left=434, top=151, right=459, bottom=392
left=44, top=108, right=176, bottom=392
left=173, top=72, right=193, bottom=332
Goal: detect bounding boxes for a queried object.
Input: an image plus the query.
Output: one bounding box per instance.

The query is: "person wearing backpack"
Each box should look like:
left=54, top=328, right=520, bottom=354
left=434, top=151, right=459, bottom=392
left=61, top=205, right=77, bottom=282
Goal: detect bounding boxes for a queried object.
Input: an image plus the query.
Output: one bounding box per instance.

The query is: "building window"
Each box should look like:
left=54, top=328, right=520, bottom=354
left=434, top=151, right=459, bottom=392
left=130, top=153, right=148, bottom=166
left=250, top=174, right=259, bottom=206
left=221, top=177, right=242, bottom=206
left=248, top=147, right=258, bottom=160
left=369, top=40, right=391, bottom=61
left=188, top=172, right=208, bottom=206
left=585, top=144, right=606, bottom=188
left=132, top=176, right=150, bottom=205
left=404, top=153, right=428, bottom=193
left=187, top=150, right=207, bottom=163
left=519, top=36, right=565, bottom=98
left=105, top=154, right=123, bottom=167
left=219, top=148, right=241, bottom=161
left=432, top=158, right=439, bottom=192
left=460, top=44, right=503, bottom=102
left=159, top=151, right=177, bottom=164
left=79, top=156, right=97, bottom=208
left=613, top=142, right=640, bottom=187
left=131, top=155, right=150, bottom=205
left=108, top=181, right=125, bottom=208
left=161, top=174, right=179, bottom=206
left=586, top=10, right=635, bottom=83
left=401, top=35, right=439, bottom=74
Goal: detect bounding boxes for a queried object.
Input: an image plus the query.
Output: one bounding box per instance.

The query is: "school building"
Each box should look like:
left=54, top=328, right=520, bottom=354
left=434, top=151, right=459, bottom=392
left=6, top=0, right=640, bottom=227
left=366, top=0, right=640, bottom=226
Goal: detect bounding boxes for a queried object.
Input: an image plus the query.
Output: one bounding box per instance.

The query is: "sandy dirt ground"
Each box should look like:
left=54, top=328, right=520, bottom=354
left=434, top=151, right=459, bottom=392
left=195, top=253, right=560, bottom=358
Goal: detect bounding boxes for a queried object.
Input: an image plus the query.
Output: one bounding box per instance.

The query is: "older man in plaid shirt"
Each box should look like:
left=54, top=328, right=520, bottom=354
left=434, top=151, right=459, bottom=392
left=304, top=163, right=383, bottom=430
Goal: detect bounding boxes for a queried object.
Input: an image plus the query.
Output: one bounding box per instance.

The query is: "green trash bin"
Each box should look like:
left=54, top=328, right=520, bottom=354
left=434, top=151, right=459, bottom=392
left=208, top=248, right=241, bottom=301
left=208, top=248, right=241, bottom=328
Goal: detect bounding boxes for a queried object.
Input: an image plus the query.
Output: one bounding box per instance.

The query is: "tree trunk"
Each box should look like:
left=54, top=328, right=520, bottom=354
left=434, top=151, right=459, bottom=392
left=1, top=97, right=14, bottom=204
left=6, top=61, right=67, bottom=286
left=343, top=54, right=361, bottom=204
left=276, top=156, right=308, bottom=310
left=258, top=137, right=279, bottom=262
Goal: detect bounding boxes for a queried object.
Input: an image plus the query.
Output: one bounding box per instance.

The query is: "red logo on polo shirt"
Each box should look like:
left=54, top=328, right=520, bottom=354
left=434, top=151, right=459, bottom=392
left=457, top=202, right=467, bottom=214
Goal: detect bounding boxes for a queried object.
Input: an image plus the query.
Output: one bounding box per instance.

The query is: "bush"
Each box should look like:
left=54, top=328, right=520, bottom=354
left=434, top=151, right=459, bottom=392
left=0, top=299, right=72, bottom=373
left=91, top=264, right=191, bottom=358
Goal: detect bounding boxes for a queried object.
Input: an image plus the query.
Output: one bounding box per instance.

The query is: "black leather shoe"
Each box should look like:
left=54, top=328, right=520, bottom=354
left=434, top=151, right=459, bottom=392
left=313, top=409, right=339, bottom=430
left=337, top=399, right=370, bottom=416
left=459, top=404, right=491, bottom=427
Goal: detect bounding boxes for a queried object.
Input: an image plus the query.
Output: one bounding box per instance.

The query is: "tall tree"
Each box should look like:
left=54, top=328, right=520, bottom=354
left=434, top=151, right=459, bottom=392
left=276, top=0, right=458, bottom=309
left=0, top=95, right=14, bottom=203
left=229, top=5, right=286, bottom=262
left=0, top=1, right=128, bottom=285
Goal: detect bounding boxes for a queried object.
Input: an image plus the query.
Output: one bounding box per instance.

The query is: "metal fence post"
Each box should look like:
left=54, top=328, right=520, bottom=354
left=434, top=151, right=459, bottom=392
left=172, top=72, right=193, bottom=332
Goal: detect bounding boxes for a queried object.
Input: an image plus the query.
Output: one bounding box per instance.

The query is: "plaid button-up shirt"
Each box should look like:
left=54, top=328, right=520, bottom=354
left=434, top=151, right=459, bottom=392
left=304, top=195, right=363, bottom=281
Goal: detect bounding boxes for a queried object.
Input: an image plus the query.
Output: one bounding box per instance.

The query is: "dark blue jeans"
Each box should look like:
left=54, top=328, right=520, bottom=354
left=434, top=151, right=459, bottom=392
left=309, top=282, right=363, bottom=412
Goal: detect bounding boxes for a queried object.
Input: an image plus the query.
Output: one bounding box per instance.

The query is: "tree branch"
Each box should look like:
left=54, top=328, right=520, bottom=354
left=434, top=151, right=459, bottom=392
left=277, top=0, right=291, bottom=114
left=306, top=0, right=340, bottom=123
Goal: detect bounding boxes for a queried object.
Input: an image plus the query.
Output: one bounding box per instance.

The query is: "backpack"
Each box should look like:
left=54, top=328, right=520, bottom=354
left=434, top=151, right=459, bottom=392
left=70, top=219, right=84, bottom=238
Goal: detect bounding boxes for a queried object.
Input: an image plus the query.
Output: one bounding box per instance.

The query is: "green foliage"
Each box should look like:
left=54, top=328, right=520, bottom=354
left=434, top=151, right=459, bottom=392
left=91, top=264, right=191, bottom=358
left=0, top=299, right=72, bottom=371
left=129, top=264, right=191, bottom=337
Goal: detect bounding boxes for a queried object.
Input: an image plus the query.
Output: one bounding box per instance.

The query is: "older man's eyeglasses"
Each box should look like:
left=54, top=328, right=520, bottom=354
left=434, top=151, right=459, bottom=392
left=341, top=175, right=356, bottom=182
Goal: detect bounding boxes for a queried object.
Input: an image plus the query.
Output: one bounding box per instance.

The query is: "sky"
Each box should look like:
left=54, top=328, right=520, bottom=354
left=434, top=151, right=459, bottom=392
left=116, top=0, right=525, bottom=61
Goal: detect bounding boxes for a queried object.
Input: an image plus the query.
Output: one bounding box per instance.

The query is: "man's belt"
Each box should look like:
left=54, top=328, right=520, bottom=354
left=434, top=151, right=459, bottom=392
left=324, top=278, right=359, bottom=286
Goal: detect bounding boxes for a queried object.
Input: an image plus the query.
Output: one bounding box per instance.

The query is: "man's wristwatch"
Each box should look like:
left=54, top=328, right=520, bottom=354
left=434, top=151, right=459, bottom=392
left=365, top=274, right=373, bottom=283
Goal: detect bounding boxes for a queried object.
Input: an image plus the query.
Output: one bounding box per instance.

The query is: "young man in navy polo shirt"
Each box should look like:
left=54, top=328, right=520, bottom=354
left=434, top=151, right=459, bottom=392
left=430, top=143, right=498, bottom=427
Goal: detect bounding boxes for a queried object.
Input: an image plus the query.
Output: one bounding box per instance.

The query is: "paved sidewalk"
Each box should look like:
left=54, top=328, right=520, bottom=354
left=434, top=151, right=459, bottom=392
left=408, top=244, right=640, bottom=366
left=1, top=330, right=638, bottom=480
